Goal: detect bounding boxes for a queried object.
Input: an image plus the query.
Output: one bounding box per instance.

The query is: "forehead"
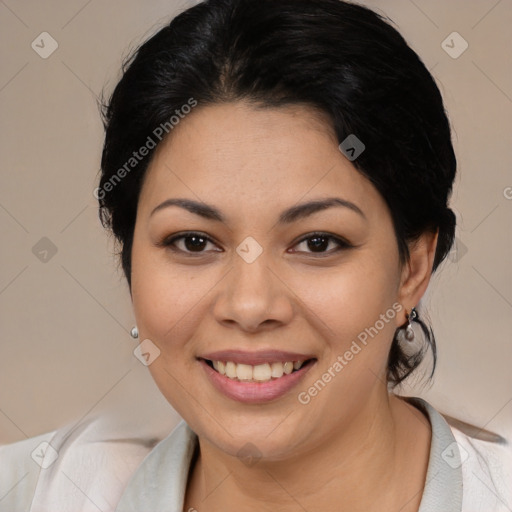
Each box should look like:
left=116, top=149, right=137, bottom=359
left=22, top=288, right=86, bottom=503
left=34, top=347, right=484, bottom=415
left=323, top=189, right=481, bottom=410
left=138, top=101, right=383, bottom=221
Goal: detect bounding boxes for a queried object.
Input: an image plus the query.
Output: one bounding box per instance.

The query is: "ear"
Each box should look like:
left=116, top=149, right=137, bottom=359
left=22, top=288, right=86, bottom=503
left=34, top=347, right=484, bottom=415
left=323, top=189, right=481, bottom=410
left=397, top=230, right=439, bottom=322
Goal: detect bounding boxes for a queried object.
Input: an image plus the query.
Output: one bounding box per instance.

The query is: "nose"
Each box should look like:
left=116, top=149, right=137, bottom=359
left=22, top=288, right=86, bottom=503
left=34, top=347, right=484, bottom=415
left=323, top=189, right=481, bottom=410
left=212, top=253, right=294, bottom=333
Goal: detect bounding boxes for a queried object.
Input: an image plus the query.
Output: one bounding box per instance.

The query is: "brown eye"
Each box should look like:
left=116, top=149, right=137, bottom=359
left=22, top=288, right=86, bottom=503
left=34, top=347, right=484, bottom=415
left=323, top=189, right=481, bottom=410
left=292, top=233, right=351, bottom=255
left=181, top=234, right=208, bottom=252
left=160, top=232, right=220, bottom=255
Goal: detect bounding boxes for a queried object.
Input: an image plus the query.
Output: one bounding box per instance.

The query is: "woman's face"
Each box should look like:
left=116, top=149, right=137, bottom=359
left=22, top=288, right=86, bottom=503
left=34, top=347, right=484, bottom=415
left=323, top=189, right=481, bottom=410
left=131, top=101, right=415, bottom=460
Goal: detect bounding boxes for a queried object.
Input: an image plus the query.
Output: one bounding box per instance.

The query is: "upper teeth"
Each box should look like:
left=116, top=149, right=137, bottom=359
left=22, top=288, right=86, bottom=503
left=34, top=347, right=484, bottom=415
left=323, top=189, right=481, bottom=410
left=211, top=360, right=305, bottom=382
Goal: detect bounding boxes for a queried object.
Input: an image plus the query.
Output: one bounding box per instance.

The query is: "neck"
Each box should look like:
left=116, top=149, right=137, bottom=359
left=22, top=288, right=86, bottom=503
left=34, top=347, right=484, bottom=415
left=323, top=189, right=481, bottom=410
left=185, top=390, right=431, bottom=512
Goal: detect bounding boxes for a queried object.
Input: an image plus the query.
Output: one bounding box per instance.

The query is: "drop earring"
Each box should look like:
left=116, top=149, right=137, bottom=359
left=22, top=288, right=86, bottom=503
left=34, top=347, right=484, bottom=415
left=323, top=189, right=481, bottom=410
left=130, top=326, right=139, bottom=339
left=404, top=307, right=417, bottom=341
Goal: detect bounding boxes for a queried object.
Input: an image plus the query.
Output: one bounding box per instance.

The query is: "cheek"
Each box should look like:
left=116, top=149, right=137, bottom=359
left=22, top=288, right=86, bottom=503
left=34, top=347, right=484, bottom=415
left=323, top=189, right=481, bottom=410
left=129, top=245, right=215, bottom=410
left=130, top=242, right=219, bottom=352
left=293, top=250, right=401, bottom=364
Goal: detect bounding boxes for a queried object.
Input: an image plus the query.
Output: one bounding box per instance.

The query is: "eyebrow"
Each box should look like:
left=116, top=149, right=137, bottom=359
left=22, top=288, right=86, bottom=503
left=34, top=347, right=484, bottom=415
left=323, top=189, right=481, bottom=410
left=150, top=197, right=366, bottom=223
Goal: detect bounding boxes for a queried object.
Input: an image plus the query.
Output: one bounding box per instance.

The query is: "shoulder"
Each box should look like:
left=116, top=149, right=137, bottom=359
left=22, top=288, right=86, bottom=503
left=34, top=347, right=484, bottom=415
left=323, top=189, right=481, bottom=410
left=446, top=421, right=512, bottom=512
left=403, top=396, right=511, bottom=512
left=0, top=417, right=163, bottom=512
left=114, top=420, right=198, bottom=512
left=0, top=430, right=57, bottom=511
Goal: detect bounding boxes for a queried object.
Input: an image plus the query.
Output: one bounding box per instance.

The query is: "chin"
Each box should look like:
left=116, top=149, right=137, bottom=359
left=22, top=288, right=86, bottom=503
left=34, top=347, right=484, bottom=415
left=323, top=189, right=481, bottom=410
left=190, top=410, right=312, bottom=461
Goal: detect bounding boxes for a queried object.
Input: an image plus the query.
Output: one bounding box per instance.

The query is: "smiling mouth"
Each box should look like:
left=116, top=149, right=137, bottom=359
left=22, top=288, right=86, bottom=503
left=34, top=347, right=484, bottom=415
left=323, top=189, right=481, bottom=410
left=202, top=358, right=316, bottom=383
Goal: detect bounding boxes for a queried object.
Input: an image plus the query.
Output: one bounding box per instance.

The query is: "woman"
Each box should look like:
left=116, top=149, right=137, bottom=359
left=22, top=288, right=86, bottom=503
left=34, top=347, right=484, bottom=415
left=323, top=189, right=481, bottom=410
left=1, top=0, right=510, bottom=510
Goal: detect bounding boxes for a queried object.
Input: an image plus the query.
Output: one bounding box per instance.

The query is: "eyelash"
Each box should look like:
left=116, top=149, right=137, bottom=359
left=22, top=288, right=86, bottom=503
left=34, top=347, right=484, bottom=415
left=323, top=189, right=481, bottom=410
left=158, top=231, right=352, bottom=257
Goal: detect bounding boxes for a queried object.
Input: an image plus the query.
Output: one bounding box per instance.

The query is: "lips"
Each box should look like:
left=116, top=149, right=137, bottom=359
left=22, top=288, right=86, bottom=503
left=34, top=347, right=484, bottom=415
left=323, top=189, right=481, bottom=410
left=198, top=350, right=317, bottom=403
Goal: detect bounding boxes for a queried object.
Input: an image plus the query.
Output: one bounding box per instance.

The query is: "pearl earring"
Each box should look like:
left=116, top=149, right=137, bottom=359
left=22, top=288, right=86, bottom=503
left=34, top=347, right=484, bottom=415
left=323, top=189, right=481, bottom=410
left=130, top=326, right=139, bottom=339
left=404, top=307, right=417, bottom=342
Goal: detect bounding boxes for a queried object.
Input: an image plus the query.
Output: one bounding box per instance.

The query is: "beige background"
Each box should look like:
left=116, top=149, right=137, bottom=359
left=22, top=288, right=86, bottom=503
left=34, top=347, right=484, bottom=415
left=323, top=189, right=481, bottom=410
left=0, top=0, right=511, bottom=445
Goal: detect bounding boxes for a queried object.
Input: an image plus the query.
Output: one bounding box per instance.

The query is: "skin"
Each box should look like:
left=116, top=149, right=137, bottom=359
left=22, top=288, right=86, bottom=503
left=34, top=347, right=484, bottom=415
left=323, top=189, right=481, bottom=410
left=130, top=101, right=437, bottom=511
